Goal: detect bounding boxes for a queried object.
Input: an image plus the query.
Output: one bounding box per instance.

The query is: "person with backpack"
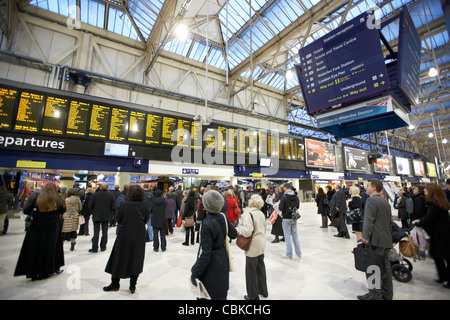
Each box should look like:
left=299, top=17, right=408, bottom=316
left=278, top=183, right=301, bottom=259
left=397, top=191, right=409, bottom=229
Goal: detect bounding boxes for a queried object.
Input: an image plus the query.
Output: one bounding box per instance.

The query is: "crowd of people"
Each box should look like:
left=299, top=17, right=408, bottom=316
left=2, top=177, right=450, bottom=300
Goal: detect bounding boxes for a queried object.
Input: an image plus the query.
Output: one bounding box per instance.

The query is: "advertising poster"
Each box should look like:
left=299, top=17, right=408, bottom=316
left=395, top=157, right=411, bottom=175
left=374, top=155, right=391, bottom=173
left=413, top=160, right=425, bottom=176
left=344, top=146, right=368, bottom=171
left=426, top=162, right=437, bottom=177
left=305, top=139, right=336, bottom=169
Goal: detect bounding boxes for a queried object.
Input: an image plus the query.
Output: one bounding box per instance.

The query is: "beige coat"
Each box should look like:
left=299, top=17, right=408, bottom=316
left=62, top=196, right=82, bottom=233
left=237, top=208, right=266, bottom=258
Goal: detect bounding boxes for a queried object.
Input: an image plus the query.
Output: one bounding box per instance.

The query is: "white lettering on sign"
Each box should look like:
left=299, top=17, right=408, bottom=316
left=0, top=135, right=65, bottom=149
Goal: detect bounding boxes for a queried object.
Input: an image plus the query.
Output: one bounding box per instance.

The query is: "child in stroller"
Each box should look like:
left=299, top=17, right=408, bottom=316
left=390, top=222, right=418, bottom=283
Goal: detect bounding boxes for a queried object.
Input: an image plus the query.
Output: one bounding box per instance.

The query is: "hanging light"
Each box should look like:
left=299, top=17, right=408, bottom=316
left=428, top=132, right=434, bottom=138
left=175, top=23, right=189, bottom=40
left=408, top=124, right=415, bottom=130
left=286, top=69, right=294, bottom=80
left=443, top=138, right=448, bottom=144
left=428, top=66, right=439, bottom=77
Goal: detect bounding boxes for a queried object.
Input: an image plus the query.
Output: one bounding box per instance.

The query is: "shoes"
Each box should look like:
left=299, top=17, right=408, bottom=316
left=101, top=248, right=107, bottom=252
left=182, top=242, right=189, bottom=246
left=103, top=282, right=120, bottom=292
left=443, top=283, right=450, bottom=289
left=129, top=285, right=136, bottom=294
left=357, top=293, right=382, bottom=300
left=271, top=238, right=280, bottom=243
left=89, top=249, right=98, bottom=253
left=70, top=242, right=76, bottom=251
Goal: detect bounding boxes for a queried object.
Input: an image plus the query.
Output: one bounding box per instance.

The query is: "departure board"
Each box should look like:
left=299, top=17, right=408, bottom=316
left=227, top=128, right=238, bottom=153
left=177, top=118, right=191, bottom=147
left=145, top=113, right=162, bottom=145
left=89, top=104, right=110, bottom=139
left=67, top=100, right=90, bottom=136
left=204, top=128, right=216, bottom=149
left=0, top=87, right=18, bottom=130
left=259, top=131, right=267, bottom=157
left=290, top=139, right=298, bottom=160
left=191, top=121, right=202, bottom=149
left=238, top=129, right=248, bottom=154
left=109, top=107, right=129, bottom=142
left=14, top=91, right=44, bottom=132
left=249, top=130, right=258, bottom=155
left=161, top=116, right=177, bottom=146
left=41, top=96, right=69, bottom=135
left=128, top=110, right=146, bottom=143
left=218, top=126, right=227, bottom=152
left=297, top=142, right=305, bottom=161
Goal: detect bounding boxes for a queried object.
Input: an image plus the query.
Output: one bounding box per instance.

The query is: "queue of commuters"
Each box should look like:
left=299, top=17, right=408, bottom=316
left=4, top=177, right=450, bottom=299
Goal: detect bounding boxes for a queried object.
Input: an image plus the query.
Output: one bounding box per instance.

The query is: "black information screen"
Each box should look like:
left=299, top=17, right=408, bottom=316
left=145, top=113, right=162, bottom=145
left=109, top=107, right=129, bottom=142
left=161, top=116, right=177, bottom=146
left=89, top=104, right=110, bottom=139
left=66, top=100, right=90, bottom=136
left=14, top=91, right=45, bottom=133
left=0, top=87, right=18, bottom=130
left=177, top=118, right=192, bottom=147
left=41, top=96, right=69, bottom=135
left=128, top=110, right=146, bottom=143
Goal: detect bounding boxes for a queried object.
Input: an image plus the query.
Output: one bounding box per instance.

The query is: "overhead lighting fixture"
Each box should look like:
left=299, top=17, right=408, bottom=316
left=286, top=69, right=294, bottom=80
left=175, top=23, right=189, bottom=40
left=408, top=124, right=415, bottom=130
left=443, top=138, right=448, bottom=144
left=428, top=67, right=439, bottom=77
left=428, top=132, right=434, bottom=138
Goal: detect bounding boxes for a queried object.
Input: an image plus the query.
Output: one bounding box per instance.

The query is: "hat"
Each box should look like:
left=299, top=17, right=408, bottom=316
left=202, top=190, right=224, bottom=214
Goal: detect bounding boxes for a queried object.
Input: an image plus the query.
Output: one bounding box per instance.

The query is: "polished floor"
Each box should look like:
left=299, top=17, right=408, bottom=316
left=0, top=202, right=449, bottom=300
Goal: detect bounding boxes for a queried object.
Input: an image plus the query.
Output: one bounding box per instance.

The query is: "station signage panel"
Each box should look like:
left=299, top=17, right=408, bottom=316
left=305, top=139, right=336, bottom=169
left=297, top=11, right=390, bottom=114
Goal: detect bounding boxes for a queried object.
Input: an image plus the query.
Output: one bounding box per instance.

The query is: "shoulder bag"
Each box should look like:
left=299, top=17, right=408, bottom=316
left=236, top=212, right=255, bottom=251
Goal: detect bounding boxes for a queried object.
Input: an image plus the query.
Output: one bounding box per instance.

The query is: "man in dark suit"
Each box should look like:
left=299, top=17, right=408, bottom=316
left=358, top=179, right=393, bottom=300
left=330, top=185, right=349, bottom=238
left=88, top=183, right=115, bottom=253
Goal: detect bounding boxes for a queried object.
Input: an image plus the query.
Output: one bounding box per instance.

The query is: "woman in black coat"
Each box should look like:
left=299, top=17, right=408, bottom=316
left=104, top=185, right=150, bottom=294
left=149, top=189, right=167, bottom=252
left=15, top=183, right=65, bottom=281
left=271, top=187, right=284, bottom=243
left=396, top=191, right=409, bottom=229
left=413, top=183, right=450, bottom=289
left=191, top=190, right=237, bottom=300
left=348, top=186, right=363, bottom=241
left=182, top=191, right=197, bottom=246
left=315, top=187, right=329, bottom=228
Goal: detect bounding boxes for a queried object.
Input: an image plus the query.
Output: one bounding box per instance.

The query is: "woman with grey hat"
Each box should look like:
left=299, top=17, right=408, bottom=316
left=191, top=190, right=237, bottom=300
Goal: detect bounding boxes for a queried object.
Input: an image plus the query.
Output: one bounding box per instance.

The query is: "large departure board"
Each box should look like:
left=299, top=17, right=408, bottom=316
left=145, top=113, right=161, bottom=145
left=258, top=131, right=267, bottom=157
left=249, top=130, right=258, bottom=155
left=128, top=110, right=146, bottom=143
left=109, top=107, right=129, bottom=141
left=227, top=128, right=238, bottom=153
left=191, top=121, right=202, bottom=149
left=14, top=91, right=45, bottom=132
left=177, top=118, right=191, bottom=147
left=89, top=104, right=110, bottom=139
left=0, top=87, right=18, bottom=130
left=67, top=100, right=90, bottom=136
left=161, top=116, right=177, bottom=146
left=41, top=96, right=69, bottom=135
left=218, top=126, right=227, bottom=152
left=238, top=129, right=248, bottom=154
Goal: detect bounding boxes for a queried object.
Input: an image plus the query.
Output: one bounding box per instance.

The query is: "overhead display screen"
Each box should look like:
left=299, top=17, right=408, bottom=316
left=258, top=131, right=267, bottom=157
left=413, top=160, right=425, bottom=176
left=248, top=130, right=258, bottom=156
left=177, top=118, right=191, bottom=147
left=67, top=100, right=90, bottom=136
left=426, top=162, right=437, bottom=177
left=191, top=121, right=202, bottom=149
left=14, top=91, right=45, bottom=132
left=161, top=116, right=177, bottom=146
left=145, top=113, right=161, bottom=145
left=41, top=96, right=69, bottom=135
left=89, top=104, right=110, bottom=139
left=238, top=129, right=248, bottom=154
left=297, top=11, right=390, bottom=114
left=128, top=110, right=146, bottom=143
left=374, top=155, right=391, bottom=173
left=305, top=139, right=336, bottom=169
left=227, top=128, right=238, bottom=153
left=395, top=157, right=411, bottom=175
left=344, top=146, right=368, bottom=171
left=0, top=87, right=18, bottom=130
left=109, top=107, right=129, bottom=142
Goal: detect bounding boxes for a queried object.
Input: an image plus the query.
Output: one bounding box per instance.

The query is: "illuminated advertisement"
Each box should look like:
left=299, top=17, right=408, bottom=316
left=305, top=139, right=336, bottom=169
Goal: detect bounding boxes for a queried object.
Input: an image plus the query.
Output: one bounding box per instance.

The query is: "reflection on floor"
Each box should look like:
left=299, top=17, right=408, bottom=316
left=0, top=202, right=449, bottom=300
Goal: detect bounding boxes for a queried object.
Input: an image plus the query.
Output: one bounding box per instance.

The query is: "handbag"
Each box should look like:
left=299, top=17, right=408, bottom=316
left=234, top=201, right=241, bottom=217
left=236, top=212, right=255, bottom=251
left=346, top=208, right=363, bottom=224
left=219, top=213, right=234, bottom=272
left=78, top=215, right=85, bottom=225
left=399, top=236, right=420, bottom=259
left=184, top=215, right=195, bottom=228
left=176, top=215, right=183, bottom=228
left=269, top=210, right=278, bottom=224
left=352, top=243, right=385, bottom=273
left=330, top=217, right=340, bottom=228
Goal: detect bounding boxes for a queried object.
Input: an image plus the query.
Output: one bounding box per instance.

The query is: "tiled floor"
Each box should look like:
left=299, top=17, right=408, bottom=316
left=0, top=202, right=449, bottom=300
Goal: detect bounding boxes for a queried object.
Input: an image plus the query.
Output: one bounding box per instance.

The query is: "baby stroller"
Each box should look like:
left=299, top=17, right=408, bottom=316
left=389, top=223, right=418, bottom=283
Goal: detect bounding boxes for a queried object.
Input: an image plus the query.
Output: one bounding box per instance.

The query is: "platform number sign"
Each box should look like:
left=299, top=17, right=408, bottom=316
left=134, top=158, right=143, bottom=168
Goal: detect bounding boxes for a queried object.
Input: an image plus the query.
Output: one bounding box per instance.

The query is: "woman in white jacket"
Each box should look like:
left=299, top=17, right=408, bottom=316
left=237, top=194, right=268, bottom=300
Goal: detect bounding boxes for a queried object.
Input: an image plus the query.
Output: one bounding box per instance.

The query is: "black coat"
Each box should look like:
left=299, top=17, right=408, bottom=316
left=315, top=193, right=329, bottom=215
left=88, top=189, right=115, bottom=222
left=15, top=196, right=65, bottom=278
left=416, top=202, right=450, bottom=260
left=412, top=193, right=427, bottom=220
left=149, top=196, right=166, bottom=228
left=397, top=196, right=408, bottom=220
left=182, top=196, right=196, bottom=219
left=105, top=201, right=150, bottom=278
left=191, top=212, right=237, bottom=300
left=279, top=191, right=299, bottom=219
left=80, top=192, right=93, bottom=217
left=271, top=193, right=283, bottom=236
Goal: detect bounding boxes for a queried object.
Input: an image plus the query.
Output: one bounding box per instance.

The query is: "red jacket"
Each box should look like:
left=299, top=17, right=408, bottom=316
left=226, top=196, right=239, bottom=222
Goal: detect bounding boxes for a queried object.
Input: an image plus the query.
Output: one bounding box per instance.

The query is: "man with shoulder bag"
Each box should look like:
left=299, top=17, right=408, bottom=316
left=357, top=179, right=393, bottom=300
left=278, top=184, right=302, bottom=260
